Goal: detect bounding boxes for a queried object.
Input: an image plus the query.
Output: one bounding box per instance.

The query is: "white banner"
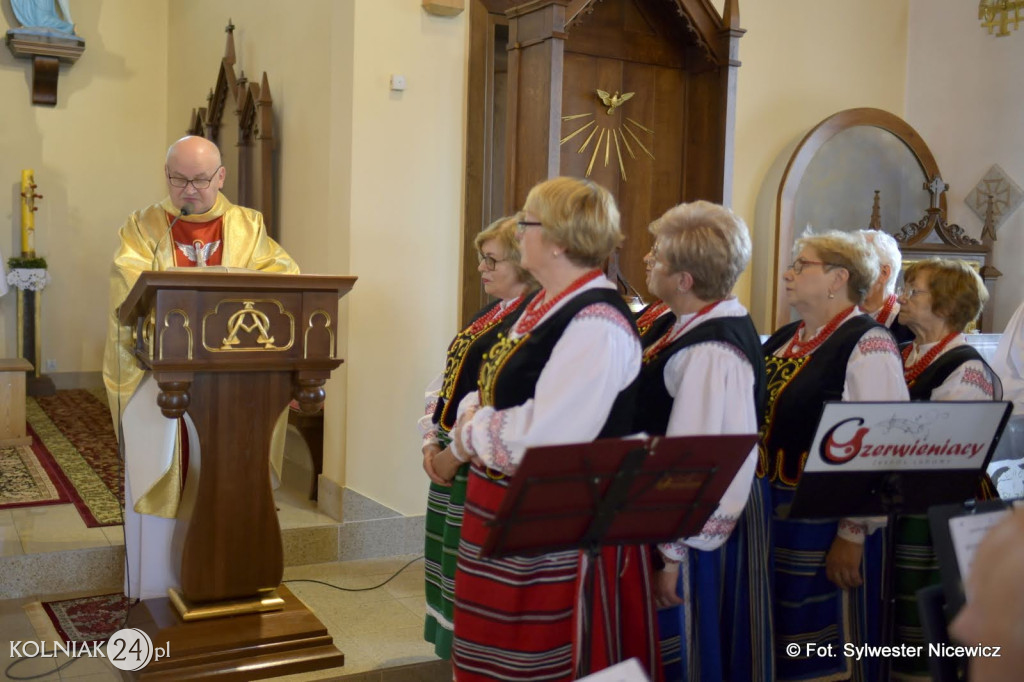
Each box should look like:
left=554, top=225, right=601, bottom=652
left=804, top=401, right=1010, bottom=474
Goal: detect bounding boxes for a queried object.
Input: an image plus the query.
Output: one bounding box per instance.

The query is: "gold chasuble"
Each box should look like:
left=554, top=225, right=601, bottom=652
left=103, top=192, right=298, bottom=517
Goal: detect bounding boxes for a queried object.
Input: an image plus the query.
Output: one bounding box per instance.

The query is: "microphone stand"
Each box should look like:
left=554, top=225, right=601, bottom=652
left=150, top=205, right=192, bottom=271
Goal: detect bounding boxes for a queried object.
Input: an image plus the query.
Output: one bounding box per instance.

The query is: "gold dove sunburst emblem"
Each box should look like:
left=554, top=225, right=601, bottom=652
left=560, top=89, right=654, bottom=182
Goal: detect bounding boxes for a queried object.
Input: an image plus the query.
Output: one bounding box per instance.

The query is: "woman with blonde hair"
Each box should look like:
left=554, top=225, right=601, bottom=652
left=448, top=177, right=659, bottom=681
left=418, top=215, right=537, bottom=659
left=760, top=230, right=908, bottom=681
left=637, top=201, right=769, bottom=682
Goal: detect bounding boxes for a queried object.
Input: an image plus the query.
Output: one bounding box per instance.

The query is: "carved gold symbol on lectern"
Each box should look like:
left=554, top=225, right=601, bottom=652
left=222, top=301, right=275, bottom=349
left=202, top=299, right=295, bottom=352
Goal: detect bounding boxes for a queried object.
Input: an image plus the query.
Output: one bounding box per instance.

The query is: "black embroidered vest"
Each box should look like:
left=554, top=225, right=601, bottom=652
left=478, top=288, right=640, bottom=439
left=759, top=315, right=885, bottom=485
left=903, top=344, right=1003, bottom=401
left=637, top=306, right=676, bottom=349
left=634, top=315, right=766, bottom=436
left=432, top=293, right=534, bottom=432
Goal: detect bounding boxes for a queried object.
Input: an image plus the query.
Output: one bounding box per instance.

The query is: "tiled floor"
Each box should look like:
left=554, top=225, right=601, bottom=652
left=0, top=554, right=448, bottom=681
left=0, top=480, right=446, bottom=680
left=0, top=478, right=337, bottom=560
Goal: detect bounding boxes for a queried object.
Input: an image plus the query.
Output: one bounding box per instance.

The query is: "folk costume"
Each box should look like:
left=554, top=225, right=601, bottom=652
left=103, top=192, right=298, bottom=600
left=635, top=299, right=675, bottom=348
left=870, top=292, right=914, bottom=345
left=450, top=273, right=660, bottom=681
left=760, top=309, right=908, bottom=681
left=418, top=293, right=532, bottom=659
left=634, top=298, right=772, bottom=682
left=891, top=333, right=1001, bottom=680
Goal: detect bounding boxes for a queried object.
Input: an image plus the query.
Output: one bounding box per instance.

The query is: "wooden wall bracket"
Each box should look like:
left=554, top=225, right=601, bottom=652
left=5, top=30, right=85, bottom=106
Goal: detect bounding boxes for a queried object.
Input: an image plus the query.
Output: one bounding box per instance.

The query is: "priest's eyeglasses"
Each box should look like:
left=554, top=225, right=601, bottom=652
left=167, top=165, right=223, bottom=190
left=786, top=258, right=838, bottom=275
left=478, top=254, right=511, bottom=271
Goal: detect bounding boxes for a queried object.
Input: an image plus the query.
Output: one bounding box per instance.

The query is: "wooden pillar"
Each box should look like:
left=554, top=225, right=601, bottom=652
left=504, top=0, right=569, bottom=212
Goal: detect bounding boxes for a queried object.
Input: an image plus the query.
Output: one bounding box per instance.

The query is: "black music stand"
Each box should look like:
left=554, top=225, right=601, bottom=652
left=481, top=433, right=758, bottom=677
left=786, top=400, right=1011, bottom=681
left=922, top=498, right=1016, bottom=681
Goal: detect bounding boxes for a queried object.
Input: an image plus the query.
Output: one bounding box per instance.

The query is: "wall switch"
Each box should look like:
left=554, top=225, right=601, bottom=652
left=45, top=359, right=57, bottom=372
left=390, top=74, right=406, bottom=91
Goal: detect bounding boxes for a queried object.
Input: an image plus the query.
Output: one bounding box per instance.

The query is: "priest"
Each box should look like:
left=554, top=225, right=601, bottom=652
left=102, top=135, right=298, bottom=600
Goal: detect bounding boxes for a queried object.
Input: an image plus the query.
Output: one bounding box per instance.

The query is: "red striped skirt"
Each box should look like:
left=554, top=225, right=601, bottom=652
left=452, top=463, right=661, bottom=681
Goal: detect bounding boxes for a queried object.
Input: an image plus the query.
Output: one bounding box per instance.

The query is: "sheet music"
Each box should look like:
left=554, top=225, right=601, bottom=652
left=949, top=509, right=1012, bottom=593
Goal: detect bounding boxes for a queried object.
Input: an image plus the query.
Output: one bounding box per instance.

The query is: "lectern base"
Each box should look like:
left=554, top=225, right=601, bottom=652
left=124, top=585, right=344, bottom=680
left=168, top=587, right=285, bottom=621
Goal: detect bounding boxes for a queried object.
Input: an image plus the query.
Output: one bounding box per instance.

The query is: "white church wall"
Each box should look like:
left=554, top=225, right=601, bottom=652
left=730, top=0, right=911, bottom=332
left=0, top=1, right=169, bottom=371
left=164, top=1, right=467, bottom=516
left=906, top=0, right=1024, bottom=331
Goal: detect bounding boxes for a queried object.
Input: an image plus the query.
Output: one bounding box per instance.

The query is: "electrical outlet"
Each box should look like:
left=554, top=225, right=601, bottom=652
left=45, top=359, right=57, bottom=372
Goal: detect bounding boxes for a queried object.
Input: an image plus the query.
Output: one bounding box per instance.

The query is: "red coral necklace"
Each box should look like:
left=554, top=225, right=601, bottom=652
left=515, top=269, right=604, bottom=334
left=643, top=300, right=722, bottom=362
left=781, top=306, right=856, bottom=359
left=902, top=331, right=959, bottom=385
left=467, top=294, right=525, bottom=336
left=636, top=301, right=670, bottom=333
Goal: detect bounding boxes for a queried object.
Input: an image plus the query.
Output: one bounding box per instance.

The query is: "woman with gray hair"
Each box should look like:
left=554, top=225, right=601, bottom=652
left=636, top=200, right=769, bottom=682
left=760, top=230, right=908, bottom=681
left=858, top=229, right=913, bottom=343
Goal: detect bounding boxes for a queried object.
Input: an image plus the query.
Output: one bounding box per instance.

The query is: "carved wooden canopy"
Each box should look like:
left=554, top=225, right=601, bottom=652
left=186, top=22, right=277, bottom=239
left=461, top=0, right=743, bottom=322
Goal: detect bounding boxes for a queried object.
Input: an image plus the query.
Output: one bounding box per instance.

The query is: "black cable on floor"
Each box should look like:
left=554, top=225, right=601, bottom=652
left=284, top=555, right=424, bottom=592
left=4, top=653, right=81, bottom=680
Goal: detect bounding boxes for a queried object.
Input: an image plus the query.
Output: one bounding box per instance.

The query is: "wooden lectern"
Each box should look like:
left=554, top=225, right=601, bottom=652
left=117, top=270, right=355, bottom=680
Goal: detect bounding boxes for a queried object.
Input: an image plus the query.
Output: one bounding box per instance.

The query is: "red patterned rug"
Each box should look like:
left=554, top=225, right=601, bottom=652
left=40, top=593, right=129, bottom=644
left=26, top=389, right=124, bottom=527
left=0, top=430, right=72, bottom=510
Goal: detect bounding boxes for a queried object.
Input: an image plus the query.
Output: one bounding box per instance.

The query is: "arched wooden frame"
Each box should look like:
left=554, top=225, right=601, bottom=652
left=186, top=23, right=278, bottom=239
left=772, top=108, right=947, bottom=329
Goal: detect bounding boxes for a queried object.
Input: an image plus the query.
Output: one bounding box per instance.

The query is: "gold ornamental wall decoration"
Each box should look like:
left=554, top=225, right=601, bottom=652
left=560, top=89, right=655, bottom=182
left=979, top=0, right=1023, bottom=36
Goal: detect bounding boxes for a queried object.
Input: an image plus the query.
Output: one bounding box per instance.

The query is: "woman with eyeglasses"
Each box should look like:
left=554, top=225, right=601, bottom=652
left=418, top=215, right=538, bottom=660
left=761, top=230, right=908, bottom=682
left=447, top=177, right=659, bottom=681
left=889, top=257, right=1001, bottom=679
left=637, top=202, right=770, bottom=682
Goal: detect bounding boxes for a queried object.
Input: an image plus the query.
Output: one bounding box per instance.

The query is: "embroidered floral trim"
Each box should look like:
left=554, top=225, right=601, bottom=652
left=857, top=331, right=899, bottom=357
left=424, top=398, right=438, bottom=417
left=838, top=518, right=866, bottom=537
left=697, top=513, right=739, bottom=540
left=483, top=409, right=514, bottom=473
left=574, top=302, right=636, bottom=336
left=962, top=367, right=995, bottom=396
left=704, top=340, right=749, bottom=363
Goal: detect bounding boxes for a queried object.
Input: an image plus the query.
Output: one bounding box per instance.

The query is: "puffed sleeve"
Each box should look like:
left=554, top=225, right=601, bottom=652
left=657, top=342, right=758, bottom=558
left=838, top=326, right=909, bottom=543
left=459, top=303, right=641, bottom=474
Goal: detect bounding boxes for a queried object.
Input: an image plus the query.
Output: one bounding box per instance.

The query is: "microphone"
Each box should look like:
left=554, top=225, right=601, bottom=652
left=151, top=205, right=192, bottom=271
